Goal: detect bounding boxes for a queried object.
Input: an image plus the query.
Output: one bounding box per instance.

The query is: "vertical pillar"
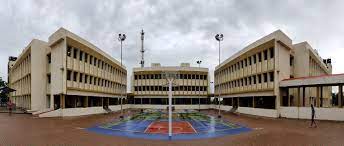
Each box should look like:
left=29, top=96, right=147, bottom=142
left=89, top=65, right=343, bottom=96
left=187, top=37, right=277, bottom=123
left=84, top=96, right=88, bottom=107
left=101, top=98, right=103, bottom=106
left=297, top=87, right=300, bottom=107
left=232, top=97, right=234, bottom=107
left=288, top=89, right=291, bottom=107
left=339, top=85, right=343, bottom=108
left=60, top=94, right=65, bottom=109
left=286, top=88, right=289, bottom=106
left=252, top=96, right=255, bottom=108
left=320, top=86, right=323, bottom=107
left=107, top=97, right=109, bottom=107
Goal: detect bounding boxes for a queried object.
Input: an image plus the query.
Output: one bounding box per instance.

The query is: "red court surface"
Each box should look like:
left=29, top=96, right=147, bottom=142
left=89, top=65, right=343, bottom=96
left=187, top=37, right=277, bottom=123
left=145, top=121, right=196, bottom=134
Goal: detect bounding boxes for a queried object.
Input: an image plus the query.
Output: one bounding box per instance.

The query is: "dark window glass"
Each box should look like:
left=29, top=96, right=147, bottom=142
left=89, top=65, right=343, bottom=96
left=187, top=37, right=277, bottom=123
left=90, top=76, right=93, bottom=84
left=85, top=53, right=88, bottom=63
left=269, top=72, right=274, bottom=82
left=47, top=74, right=51, bottom=83
left=79, top=73, right=83, bottom=83
left=73, top=72, right=78, bottom=82
left=90, top=56, right=93, bottom=64
left=73, top=48, right=78, bottom=59
left=264, top=50, right=268, bottom=60
left=79, top=50, right=83, bottom=61
left=269, top=47, right=274, bottom=58
left=263, top=73, right=267, bottom=82
left=67, top=70, right=72, bottom=81
left=248, top=57, right=251, bottom=65
left=134, top=75, right=138, bottom=80
left=244, top=59, right=247, bottom=67
left=258, top=52, right=262, bottom=62
left=290, top=56, right=294, bottom=66
left=258, top=74, right=261, bottom=83
left=67, top=46, right=72, bottom=57
left=47, top=54, right=51, bottom=64
left=253, top=76, right=256, bottom=84
left=85, top=75, right=88, bottom=83
left=94, top=58, right=97, bottom=66
left=253, top=55, right=257, bottom=64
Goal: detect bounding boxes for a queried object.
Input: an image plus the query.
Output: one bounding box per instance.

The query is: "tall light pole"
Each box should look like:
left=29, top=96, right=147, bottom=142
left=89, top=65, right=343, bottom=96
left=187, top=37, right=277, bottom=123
left=196, top=60, right=202, bottom=112
left=118, top=33, right=126, bottom=119
left=215, top=33, right=223, bottom=118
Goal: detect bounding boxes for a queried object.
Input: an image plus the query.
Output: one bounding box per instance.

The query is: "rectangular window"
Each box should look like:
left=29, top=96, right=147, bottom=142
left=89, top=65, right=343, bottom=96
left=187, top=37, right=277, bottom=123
left=263, top=73, right=267, bottom=82
left=269, top=72, right=274, bottom=82
left=90, top=76, right=93, bottom=84
left=248, top=57, right=251, bottom=65
left=244, top=59, right=247, bottom=67
left=85, top=75, right=88, bottom=84
left=269, top=47, right=274, bottom=58
left=253, top=76, right=256, bottom=84
left=290, top=56, right=294, bottom=66
left=253, top=55, right=257, bottom=64
left=241, top=60, right=243, bottom=68
left=67, top=46, right=72, bottom=57
left=134, top=75, right=138, bottom=80
left=94, top=58, right=97, bottom=66
left=73, top=72, right=78, bottom=82
left=264, top=50, right=268, bottom=60
left=79, top=73, right=83, bottom=83
left=85, top=53, right=88, bottom=63
left=47, top=74, right=51, bottom=84
left=67, top=70, right=72, bottom=81
left=47, top=54, right=51, bottom=64
left=258, top=74, right=261, bottom=83
left=73, top=48, right=78, bottom=59
left=79, top=50, right=83, bottom=61
left=98, top=60, right=101, bottom=68
left=90, top=55, right=93, bottom=65
left=258, top=52, right=262, bottom=62
left=248, top=77, right=251, bottom=85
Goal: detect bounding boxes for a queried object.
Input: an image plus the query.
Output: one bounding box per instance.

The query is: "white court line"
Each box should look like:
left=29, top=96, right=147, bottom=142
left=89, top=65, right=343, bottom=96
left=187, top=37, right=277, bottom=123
left=186, top=121, right=197, bottom=133
left=144, top=121, right=155, bottom=133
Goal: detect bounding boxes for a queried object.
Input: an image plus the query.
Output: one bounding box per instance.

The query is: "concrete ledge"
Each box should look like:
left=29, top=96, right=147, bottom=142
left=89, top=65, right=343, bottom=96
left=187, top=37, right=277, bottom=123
left=237, top=107, right=278, bottom=118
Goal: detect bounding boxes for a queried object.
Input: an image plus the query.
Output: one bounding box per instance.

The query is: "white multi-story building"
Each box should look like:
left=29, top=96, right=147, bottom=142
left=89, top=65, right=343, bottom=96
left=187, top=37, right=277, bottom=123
left=8, top=28, right=127, bottom=114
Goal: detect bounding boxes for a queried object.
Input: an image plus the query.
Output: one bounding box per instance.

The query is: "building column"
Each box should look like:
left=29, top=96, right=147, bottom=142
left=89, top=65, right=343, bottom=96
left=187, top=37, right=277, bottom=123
left=288, top=89, right=291, bottom=107
left=60, top=94, right=65, bottom=109
left=339, top=85, right=343, bottom=108
left=320, top=86, right=323, bottom=107
left=232, top=97, right=234, bottom=107
left=252, top=96, right=255, bottom=108
left=297, top=87, right=300, bottom=107
left=84, top=96, right=88, bottom=107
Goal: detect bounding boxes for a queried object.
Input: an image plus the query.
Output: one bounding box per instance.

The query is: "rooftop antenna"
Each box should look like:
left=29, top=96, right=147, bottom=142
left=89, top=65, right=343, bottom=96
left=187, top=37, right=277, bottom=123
left=140, top=29, right=145, bottom=67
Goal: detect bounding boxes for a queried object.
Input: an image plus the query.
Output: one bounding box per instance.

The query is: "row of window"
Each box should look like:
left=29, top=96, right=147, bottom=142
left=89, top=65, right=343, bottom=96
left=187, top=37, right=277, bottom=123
left=216, top=47, right=274, bottom=76
left=134, top=86, right=207, bottom=92
left=216, top=72, right=274, bottom=89
left=67, top=45, right=126, bottom=76
left=67, top=70, right=126, bottom=89
left=134, top=74, right=208, bottom=80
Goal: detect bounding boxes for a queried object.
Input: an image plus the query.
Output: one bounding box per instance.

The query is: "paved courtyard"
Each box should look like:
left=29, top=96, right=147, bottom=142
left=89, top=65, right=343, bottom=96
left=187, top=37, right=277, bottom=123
left=0, top=110, right=343, bottom=146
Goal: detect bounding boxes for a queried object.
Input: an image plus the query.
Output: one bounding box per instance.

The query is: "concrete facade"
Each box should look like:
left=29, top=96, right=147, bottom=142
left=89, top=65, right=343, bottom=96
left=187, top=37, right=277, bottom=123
left=8, top=28, right=127, bottom=113
left=214, top=30, right=333, bottom=116
left=131, top=63, right=210, bottom=106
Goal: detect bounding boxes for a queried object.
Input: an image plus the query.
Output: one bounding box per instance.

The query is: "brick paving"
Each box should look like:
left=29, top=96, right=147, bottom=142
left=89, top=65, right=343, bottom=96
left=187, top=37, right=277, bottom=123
left=0, top=109, right=343, bottom=146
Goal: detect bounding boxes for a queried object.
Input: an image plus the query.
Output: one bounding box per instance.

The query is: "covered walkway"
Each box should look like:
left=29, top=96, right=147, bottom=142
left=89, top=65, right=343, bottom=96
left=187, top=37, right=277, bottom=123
left=279, top=73, right=344, bottom=108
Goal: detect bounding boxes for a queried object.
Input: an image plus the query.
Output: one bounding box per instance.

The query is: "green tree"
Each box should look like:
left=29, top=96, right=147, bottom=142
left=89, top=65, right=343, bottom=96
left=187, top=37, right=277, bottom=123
left=0, top=77, right=8, bottom=105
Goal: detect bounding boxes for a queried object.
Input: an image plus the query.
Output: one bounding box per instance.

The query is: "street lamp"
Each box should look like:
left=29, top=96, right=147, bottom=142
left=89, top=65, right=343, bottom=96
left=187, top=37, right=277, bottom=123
left=118, top=33, right=126, bottom=119
left=196, top=60, right=202, bottom=112
left=215, top=33, right=223, bottom=118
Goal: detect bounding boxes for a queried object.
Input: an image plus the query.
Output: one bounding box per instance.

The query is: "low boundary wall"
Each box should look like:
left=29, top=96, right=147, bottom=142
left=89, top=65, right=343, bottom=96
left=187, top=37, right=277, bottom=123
left=280, top=106, right=344, bottom=121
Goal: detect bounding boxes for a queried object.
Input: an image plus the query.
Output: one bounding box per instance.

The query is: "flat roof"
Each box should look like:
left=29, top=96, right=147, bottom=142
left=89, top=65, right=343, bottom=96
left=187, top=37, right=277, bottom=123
left=280, top=74, right=344, bottom=87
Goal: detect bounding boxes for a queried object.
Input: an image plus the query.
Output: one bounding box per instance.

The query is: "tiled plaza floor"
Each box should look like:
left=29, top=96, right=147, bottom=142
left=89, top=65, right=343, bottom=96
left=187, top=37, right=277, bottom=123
left=0, top=109, right=343, bottom=146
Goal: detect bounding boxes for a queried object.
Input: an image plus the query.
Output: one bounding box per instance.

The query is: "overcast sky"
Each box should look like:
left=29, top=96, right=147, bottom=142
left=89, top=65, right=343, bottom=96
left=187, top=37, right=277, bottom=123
left=1, top=0, right=344, bottom=91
